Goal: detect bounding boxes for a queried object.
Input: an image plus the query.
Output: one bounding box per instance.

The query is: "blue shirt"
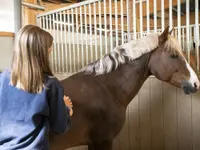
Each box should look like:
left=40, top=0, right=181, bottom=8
left=0, top=70, right=71, bottom=150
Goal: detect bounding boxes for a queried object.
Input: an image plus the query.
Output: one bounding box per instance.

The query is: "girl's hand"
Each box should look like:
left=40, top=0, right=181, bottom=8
left=63, top=95, right=73, bottom=116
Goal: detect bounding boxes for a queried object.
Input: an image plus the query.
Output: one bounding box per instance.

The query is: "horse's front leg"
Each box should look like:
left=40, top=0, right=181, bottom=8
left=88, top=143, right=94, bottom=150
left=93, top=140, right=113, bottom=150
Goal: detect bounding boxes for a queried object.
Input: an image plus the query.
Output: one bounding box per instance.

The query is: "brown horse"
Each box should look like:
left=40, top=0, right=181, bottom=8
left=49, top=27, right=200, bottom=150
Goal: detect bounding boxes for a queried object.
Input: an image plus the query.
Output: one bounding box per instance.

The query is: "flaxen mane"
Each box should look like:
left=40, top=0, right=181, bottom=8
left=81, top=33, right=160, bottom=75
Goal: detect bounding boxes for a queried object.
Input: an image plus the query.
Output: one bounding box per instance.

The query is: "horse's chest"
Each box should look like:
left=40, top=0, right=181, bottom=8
left=89, top=103, right=126, bottom=140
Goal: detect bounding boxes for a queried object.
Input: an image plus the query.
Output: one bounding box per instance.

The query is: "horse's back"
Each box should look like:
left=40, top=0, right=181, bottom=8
left=60, top=72, right=112, bottom=105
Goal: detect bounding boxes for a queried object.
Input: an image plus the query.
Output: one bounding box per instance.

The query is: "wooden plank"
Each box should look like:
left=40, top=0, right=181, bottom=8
left=118, top=107, right=130, bottom=150
left=163, top=82, right=178, bottom=150
left=192, top=90, right=200, bottom=150
left=150, top=78, right=165, bottom=150
left=177, top=88, right=193, bottom=150
left=22, top=0, right=71, bottom=26
left=138, top=78, right=151, bottom=150
left=113, top=134, right=120, bottom=150
left=128, top=95, right=140, bottom=150
left=0, top=32, right=14, bottom=37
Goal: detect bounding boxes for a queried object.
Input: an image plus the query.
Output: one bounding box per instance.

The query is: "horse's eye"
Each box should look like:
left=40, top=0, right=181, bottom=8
left=170, top=54, right=179, bottom=59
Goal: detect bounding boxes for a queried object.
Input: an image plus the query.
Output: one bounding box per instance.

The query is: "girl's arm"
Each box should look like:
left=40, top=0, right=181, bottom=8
left=47, top=80, right=71, bottom=134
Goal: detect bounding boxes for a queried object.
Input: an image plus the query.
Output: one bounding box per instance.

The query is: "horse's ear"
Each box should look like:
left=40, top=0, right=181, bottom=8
left=169, top=27, right=174, bottom=35
left=159, top=26, right=169, bottom=44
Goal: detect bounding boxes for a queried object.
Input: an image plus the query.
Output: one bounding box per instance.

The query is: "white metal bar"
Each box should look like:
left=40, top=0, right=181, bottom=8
left=175, top=28, right=178, bottom=38
left=195, top=0, right=199, bottom=71
left=190, top=27, right=193, bottom=50
left=177, top=0, right=181, bottom=44
left=67, top=10, right=72, bottom=72
left=89, top=4, right=93, bottom=62
left=46, top=15, right=52, bottom=71
left=39, top=17, right=42, bottom=27
left=80, top=6, right=84, bottom=68
left=169, top=0, right=173, bottom=30
left=45, top=15, right=49, bottom=62
left=48, top=16, right=52, bottom=32
left=45, top=15, right=48, bottom=31
left=37, top=0, right=99, bottom=17
left=63, top=11, right=68, bottom=72
left=146, top=0, right=150, bottom=33
left=109, top=0, right=113, bottom=50
left=127, top=0, right=131, bottom=41
left=42, top=16, right=45, bottom=29
left=75, top=7, right=79, bottom=71
left=154, top=0, right=157, bottom=32
left=71, top=9, right=76, bottom=72
left=133, top=0, right=136, bottom=39
left=115, top=0, right=118, bottom=46
left=49, top=14, right=54, bottom=72
left=121, top=0, right=124, bottom=44
left=94, top=3, right=97, bottom=60
left=59, top=13, right=63, bottom=73
left=36, top=15, right=39, bottom=26
left=182, top=28, right=185, bottom=50
left=186, top=0, right=190, bottom=63
left=84, top=5, right=88, bottom=65
left=56, top=13, right=60, bottom=73
left=140, top=0, right=143, bottom=37
left=60, top=11, right=64, bottom=73
left=161, top=0, right=164, bottom=31
left=135, top=0, right=146, bottom=3
left=53, top=16, right=57, bottom=73
left=104, top=0, right=108, bottom=54
left=174, top=24, right=200, bottom=28
left=52, top=14, right=56, bottom=73
left=99, top=0, right=103, bottom=57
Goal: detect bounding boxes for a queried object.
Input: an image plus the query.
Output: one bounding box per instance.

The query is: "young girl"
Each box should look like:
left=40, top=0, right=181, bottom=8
left=0, top=25, right=73, bottom=150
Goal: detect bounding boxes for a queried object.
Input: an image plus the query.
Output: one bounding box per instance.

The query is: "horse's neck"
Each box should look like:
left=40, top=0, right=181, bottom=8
left=101, top=53, right=150, bottom=107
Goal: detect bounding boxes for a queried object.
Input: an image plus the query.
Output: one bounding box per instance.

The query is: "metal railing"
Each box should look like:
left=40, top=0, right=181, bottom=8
left=37, top=0, right=200, bottom=73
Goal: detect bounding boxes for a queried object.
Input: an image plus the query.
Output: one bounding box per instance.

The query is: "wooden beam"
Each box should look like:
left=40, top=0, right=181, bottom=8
left=0, top=32, right=14, bottom=37
left=46, top=0, right=61, bottom=4
left=63, top=0, right=77, bottom=3
left=22, top=0, right=71, bottom=26
left=22, top=2, right=45, bottom=11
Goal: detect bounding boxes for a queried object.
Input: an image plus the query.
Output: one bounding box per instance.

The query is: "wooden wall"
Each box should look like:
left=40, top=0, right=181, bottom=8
left=22, top=0, right=72, bottom=26
left=0, top=32, right=14, bottom=70
left=55, top=74, right=200, bottom=150
left=113, top=77, right=200, bottom=150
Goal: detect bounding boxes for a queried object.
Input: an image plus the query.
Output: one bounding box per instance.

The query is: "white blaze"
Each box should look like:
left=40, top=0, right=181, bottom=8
left=186, top=62, right=199, bottom=88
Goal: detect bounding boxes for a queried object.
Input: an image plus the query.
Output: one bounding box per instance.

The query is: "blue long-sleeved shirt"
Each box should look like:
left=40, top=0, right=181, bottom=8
left=0, top=70, right=71, bottom=150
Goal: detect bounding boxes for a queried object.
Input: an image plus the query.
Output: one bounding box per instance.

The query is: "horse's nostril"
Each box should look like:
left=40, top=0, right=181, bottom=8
left=194, top=83, right=197, bottom=88
left=194, top=82, right=200, bottom=90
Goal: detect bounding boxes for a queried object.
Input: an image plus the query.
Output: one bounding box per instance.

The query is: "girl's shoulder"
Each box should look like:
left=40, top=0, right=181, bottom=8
left=0, top=69, right=10, bottom=74
left=0, top=69, right=11, bottom=79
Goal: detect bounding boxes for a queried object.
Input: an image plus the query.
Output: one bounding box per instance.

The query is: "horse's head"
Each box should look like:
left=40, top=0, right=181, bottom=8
left=149, top=26, right=200, bottom=94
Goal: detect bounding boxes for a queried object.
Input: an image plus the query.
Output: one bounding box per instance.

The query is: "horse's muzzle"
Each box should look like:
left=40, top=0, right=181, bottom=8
left=181, top=80, right=199, bottom=95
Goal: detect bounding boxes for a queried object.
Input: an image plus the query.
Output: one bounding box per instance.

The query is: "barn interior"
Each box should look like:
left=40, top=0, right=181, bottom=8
left=0, top=1, right=200, bottom=150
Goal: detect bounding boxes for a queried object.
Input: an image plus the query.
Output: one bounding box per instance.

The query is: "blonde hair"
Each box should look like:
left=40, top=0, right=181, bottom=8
left=11, top=25, right=53, bottom=93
